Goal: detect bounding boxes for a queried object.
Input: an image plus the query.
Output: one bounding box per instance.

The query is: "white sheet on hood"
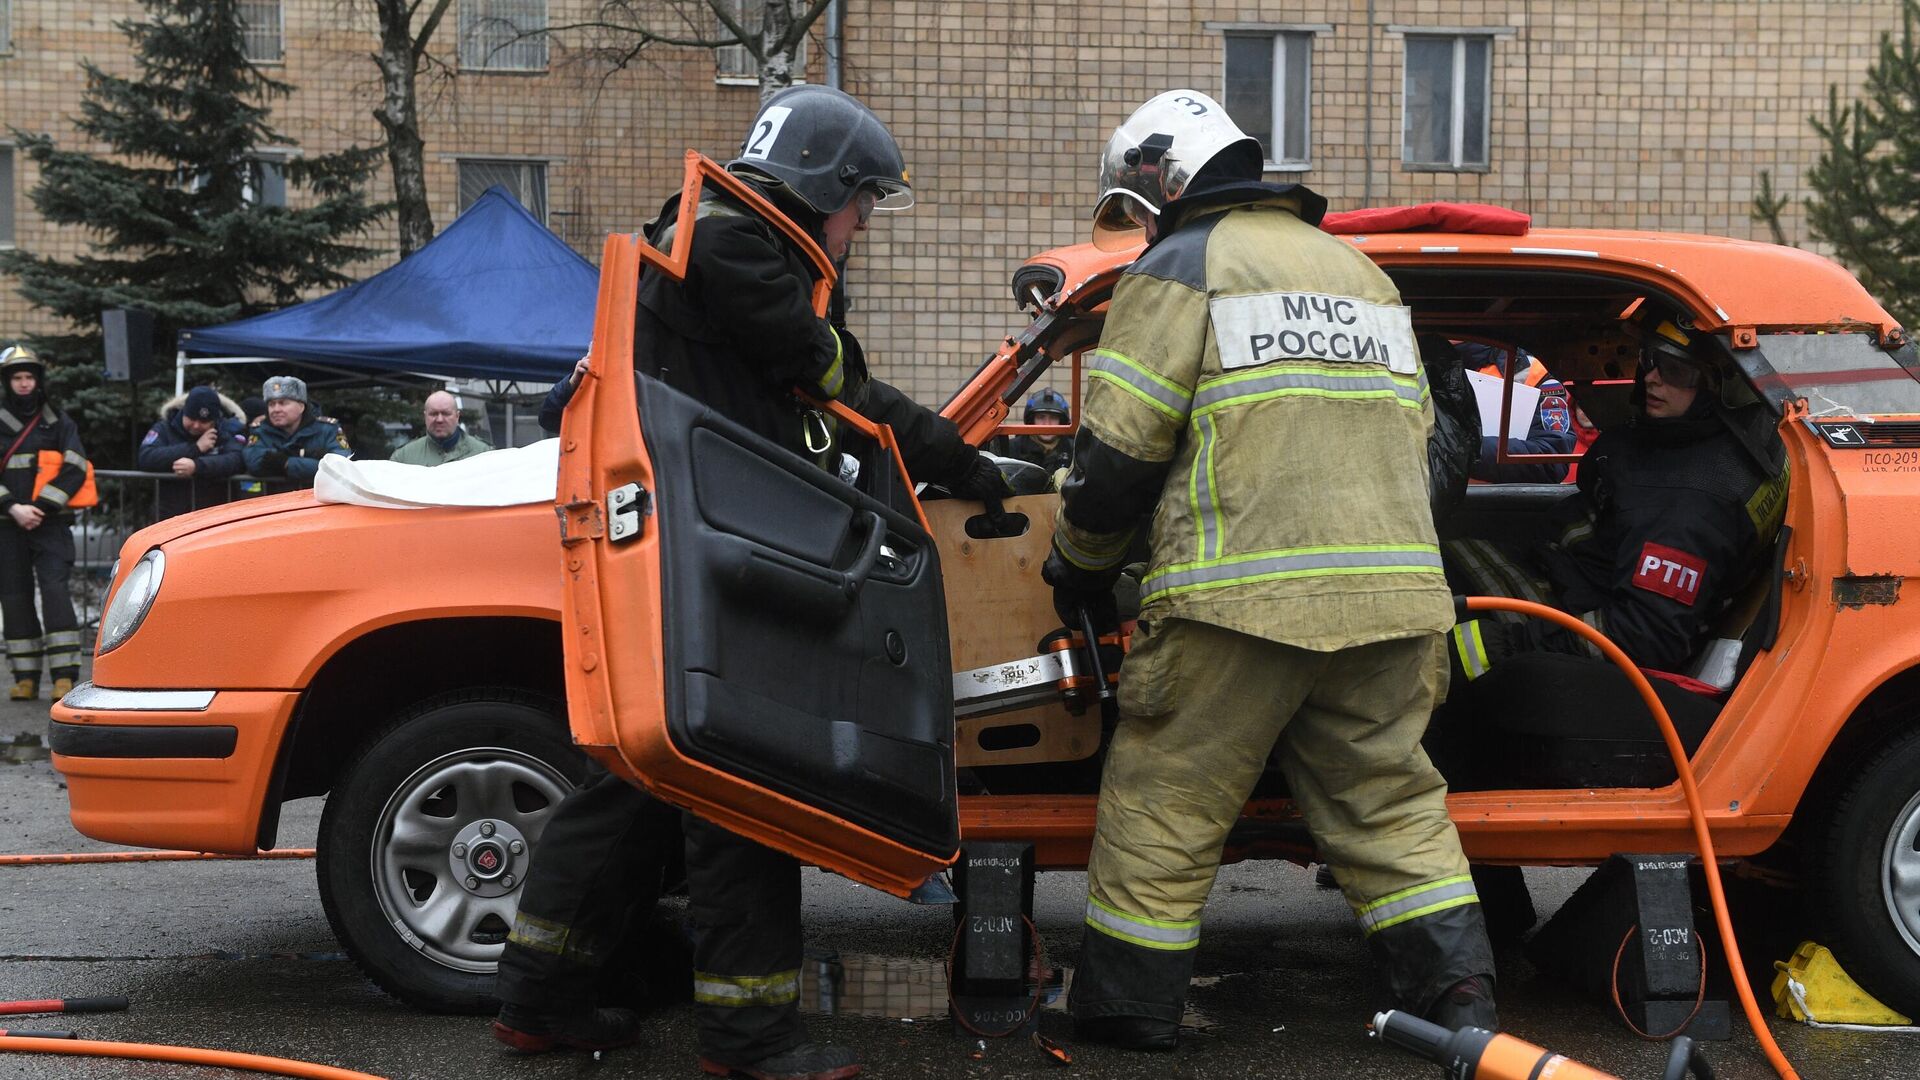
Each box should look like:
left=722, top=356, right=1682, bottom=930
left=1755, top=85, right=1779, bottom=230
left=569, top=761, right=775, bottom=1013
left=314, top=438, right=559, bottom=509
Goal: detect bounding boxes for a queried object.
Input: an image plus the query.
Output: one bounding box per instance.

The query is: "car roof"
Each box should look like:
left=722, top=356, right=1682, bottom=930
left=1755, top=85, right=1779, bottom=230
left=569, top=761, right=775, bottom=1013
left=1029, top=227, right=1899, bottom=341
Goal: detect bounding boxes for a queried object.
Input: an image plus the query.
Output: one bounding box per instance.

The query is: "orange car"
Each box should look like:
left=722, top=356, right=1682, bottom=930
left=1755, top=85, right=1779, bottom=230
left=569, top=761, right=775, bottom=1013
left=53, top=174, right=1920, bottom=1022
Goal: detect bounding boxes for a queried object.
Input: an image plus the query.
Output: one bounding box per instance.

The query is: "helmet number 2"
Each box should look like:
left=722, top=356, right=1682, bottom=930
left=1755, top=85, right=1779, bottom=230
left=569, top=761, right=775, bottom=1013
left=1173, top=95, right=1208, bottom=116
left=741, top=105, right=794, bottom=160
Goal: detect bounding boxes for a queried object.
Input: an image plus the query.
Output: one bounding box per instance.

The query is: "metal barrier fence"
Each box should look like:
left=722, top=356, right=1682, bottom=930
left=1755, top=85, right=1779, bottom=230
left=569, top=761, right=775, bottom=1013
left=63, top=469, right=299, bottom=630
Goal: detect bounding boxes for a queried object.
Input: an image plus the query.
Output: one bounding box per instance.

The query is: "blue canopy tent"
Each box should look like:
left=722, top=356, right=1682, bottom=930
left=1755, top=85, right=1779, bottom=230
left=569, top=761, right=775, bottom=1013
left=174, top=186, right=597, bottom=392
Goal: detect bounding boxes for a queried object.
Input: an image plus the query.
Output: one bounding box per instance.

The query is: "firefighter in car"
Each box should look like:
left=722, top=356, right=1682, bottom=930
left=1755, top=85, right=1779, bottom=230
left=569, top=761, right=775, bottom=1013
left=1444, top=316, right=1789, bottom=684
left=493, top=86, right=1008, bottom=1080
left=1040, top=91, right=1499, bottom=1051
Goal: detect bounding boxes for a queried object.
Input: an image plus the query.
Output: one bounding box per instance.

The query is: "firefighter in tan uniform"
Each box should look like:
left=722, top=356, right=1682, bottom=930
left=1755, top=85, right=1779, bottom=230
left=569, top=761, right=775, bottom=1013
left=1043, top=91, right=1497, bottom=1050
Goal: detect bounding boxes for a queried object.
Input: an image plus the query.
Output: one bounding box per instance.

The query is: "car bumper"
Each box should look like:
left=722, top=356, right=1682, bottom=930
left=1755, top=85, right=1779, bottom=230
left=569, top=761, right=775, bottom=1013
left=50, top=683, right=300, bottom=855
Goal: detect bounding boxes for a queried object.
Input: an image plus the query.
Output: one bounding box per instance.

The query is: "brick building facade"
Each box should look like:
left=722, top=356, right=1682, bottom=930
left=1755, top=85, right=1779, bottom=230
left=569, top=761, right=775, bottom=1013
left=0, top=1, right=1902, bottom=404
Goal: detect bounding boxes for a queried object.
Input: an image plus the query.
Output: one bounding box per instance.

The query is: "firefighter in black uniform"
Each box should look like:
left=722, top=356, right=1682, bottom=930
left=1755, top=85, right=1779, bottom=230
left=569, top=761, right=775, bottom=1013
left=0, top=345, right=92, bottom=701
left=992, top=387, right=1073, bottom=477
left=493, top=86, right=1007, bottom=1080
left=1444, top=316, right=1788, bottom=684
left=1434, top=316, right=1788, bottom=937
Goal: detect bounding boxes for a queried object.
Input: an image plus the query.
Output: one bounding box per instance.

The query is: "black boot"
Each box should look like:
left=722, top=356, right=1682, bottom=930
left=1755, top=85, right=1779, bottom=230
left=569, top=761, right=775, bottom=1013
left=1425, top=974, right=1498, bottom=1032
left=698, top=1043, right=862, bottom=1080
left=492, top=1003, right=642, bottom=1053
left=1075, top=1015, right=1180, bottom=1051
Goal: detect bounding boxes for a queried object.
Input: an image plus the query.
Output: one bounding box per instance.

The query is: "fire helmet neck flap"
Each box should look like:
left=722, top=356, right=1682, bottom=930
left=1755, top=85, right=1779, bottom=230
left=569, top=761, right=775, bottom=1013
left=726, top=85, right=914, bottom=217
left=1092, top=89, right=1263, bottom=250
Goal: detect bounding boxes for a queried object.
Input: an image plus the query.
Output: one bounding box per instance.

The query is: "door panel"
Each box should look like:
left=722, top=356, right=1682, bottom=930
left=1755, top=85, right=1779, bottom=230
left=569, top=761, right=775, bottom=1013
left=557, top=231, right=958, bottom=897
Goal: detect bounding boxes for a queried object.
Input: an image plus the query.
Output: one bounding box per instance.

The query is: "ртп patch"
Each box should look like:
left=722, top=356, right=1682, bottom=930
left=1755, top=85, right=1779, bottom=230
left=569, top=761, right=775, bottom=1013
left=1209, top=291, right=1418, bottom=375
left=1633, top=542, right=1706, bottom=606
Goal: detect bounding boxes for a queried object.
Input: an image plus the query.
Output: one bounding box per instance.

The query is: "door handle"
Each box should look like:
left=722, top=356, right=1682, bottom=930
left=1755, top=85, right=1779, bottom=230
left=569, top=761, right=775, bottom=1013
left=834, top=511, right=889, bottom=601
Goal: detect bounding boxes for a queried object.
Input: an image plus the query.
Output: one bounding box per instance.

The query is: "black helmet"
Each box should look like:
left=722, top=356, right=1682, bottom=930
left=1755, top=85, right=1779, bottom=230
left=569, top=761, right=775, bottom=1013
left=727, top=85, right=913, bottom=216
left=1024, top=387, right=1070, bottom=425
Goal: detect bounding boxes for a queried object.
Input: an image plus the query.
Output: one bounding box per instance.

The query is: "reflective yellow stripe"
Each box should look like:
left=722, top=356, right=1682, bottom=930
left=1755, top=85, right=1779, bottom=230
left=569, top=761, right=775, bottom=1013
left=1088, top=348, right=1192, bottom=420
left=692, top=969, right=801, bottom=1007
left=1142, top=543, right=1444, bottom=603
left=816, top=328, right=846, bottom=398
left=62, top=450, right=86, bottom=469
left=1084, top=896, right=1200, bottom=951
left=1189, top=414, right=1223, bottom=561
left=39, top=485, right=70, bottom=507
left=1355, top=875, right=1479, bottom=935
left=1193, top=363, right=1427, bottom=419
left=1052, top=524, right=1134, bottom=573
left=6, top=454, right=34, bottom=470
left=1452, top=621, right=1490, bottom=680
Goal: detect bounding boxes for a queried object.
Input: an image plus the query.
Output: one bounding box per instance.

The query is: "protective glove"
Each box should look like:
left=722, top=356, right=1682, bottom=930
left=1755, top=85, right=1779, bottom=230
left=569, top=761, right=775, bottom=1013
left=946, top=452, right=1013, bottom=503
left=256, top=450, right=289, bottom=475
left=1042, top=546, right=1120, bottom=636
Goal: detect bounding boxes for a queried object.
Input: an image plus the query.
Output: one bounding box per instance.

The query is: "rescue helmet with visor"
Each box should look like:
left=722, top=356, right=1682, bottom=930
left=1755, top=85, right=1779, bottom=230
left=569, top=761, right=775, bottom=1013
left=726, top=85, right=914, bottom=217
left=1091, top=89, right=1263, bottom=250
left=1637, top=318, right=1712, bottom=391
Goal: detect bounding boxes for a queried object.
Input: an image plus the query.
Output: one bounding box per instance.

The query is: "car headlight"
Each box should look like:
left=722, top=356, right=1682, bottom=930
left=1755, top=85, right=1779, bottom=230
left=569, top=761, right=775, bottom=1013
left=98, top=549, right=164, bottom=655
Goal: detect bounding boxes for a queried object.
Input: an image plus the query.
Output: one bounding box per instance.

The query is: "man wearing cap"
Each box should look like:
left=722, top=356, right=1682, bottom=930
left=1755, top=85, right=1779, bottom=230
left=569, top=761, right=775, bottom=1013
left=243, top=376, right=352, bottom=488
left=391, top=390, right=491, bottom=466
left=137, top=385, right=248, bottom=518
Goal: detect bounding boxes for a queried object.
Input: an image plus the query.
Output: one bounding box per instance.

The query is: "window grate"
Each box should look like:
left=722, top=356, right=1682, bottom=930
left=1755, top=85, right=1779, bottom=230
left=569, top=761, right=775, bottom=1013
left=460, top=0, right=548, bottom=71
left=458, top=159, right=548, bottom=224
left=239, top=1, right=284, bottom=63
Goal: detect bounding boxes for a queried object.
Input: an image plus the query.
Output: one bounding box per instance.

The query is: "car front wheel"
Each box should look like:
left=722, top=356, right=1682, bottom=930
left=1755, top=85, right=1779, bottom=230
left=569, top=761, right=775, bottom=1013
left=1811, top=724, right=1920, bottom=1018
left=316, top=689, right=588, bottom=1013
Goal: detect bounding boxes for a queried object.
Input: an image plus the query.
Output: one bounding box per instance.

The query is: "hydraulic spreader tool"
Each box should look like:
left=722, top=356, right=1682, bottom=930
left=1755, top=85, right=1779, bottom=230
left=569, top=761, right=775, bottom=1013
left=1372, top=1010, right=1718, bottom=1080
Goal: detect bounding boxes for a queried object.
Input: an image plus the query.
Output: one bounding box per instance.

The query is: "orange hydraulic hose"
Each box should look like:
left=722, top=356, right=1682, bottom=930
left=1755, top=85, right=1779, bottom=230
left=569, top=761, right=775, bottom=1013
left=1464, top=596, right=1799, bottom=1080
left=0, top=1034, right=388, bottom=1079
left=0, top=848, right=314, bottom=867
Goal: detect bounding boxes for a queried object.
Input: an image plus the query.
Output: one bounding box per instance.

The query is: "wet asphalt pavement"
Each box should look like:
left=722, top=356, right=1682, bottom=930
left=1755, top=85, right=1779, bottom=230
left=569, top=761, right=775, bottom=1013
left=5, top=694, right=1919, bottom=1080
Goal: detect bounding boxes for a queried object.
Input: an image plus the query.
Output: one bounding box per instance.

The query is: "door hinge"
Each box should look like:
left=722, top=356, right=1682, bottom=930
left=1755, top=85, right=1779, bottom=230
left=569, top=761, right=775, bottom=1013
left=556, top=499, right=604, bottom=546
left=608, top=483, right=650, bottom=543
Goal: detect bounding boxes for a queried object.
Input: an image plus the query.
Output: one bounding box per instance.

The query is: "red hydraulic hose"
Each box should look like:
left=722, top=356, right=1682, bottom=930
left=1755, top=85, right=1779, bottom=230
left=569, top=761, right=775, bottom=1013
left=1464, top=596, right=1799, bottom=1080
left=0, top=1034, right=388, bottom=1079
left=0, top=848, right=314, bottom=866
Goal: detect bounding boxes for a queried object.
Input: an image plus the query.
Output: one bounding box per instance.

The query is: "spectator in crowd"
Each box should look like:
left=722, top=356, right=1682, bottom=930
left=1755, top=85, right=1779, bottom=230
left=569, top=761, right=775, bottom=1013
left=137, top=385, right=248, bottom=519
left=0, top=345, right=92, bottom=701
left=240, top=394, right=266, bottom=429
left=391, top=390, right=491, bottom=466
left=243, top=375, right=352, bottom=488
left=539, top=356, right=591, bottom=435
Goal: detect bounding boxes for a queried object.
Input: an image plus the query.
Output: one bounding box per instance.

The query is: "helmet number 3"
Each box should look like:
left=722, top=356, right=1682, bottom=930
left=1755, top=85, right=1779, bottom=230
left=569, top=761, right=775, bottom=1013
left=1173, top=95, right=1208, bottom=116
left=742, top=105, right=794, bottom=160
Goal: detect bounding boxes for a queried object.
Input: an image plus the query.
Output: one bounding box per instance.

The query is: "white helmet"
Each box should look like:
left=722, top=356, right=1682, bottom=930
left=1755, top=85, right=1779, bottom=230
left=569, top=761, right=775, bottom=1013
left=1091, top=90, right=1261, bottom=249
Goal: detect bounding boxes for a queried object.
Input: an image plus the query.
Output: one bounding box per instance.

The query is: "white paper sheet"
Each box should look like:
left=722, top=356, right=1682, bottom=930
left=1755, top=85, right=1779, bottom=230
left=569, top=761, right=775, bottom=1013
left=1464, top=369, right=1542, bottom=441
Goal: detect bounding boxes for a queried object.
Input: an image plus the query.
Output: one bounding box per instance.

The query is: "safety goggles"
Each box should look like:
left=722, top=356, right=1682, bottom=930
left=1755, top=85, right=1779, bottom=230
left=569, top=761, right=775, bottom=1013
left=1638, top=352, right=1706, bottom=390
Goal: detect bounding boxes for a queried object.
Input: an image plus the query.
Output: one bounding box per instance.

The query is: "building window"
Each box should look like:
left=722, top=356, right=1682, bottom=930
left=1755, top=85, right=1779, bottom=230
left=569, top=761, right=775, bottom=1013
left=245, top=155, right=287, bottom=207
left=460, top=0, right=548, bottom=71
left=1223, top=32, right=1313, bottom=169
left=459, top=158, right=548, bottom=223
left=1, top=146, right=14, bottom=247
left=238, top=2, right=284, bottom=63
left=715, top=0, right=807, bottom=84
left=1403, top=34, right=1492, bottom=170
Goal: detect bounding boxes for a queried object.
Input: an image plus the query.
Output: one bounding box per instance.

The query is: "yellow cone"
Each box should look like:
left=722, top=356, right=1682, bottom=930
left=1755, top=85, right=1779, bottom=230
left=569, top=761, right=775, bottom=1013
left=1772, top=941, right=1912, bottom=1025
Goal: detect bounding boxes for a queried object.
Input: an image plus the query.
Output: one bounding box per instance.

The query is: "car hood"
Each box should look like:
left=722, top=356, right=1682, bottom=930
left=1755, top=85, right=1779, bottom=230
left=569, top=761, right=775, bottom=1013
left=121, top=491, right=319, bottom=554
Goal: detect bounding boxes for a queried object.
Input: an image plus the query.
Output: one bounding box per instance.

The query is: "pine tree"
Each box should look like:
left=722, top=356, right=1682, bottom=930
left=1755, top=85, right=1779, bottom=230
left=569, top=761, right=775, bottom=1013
left=0, top=0, right=387, bottom=465
left=1754, top=0, right=1920, bottom=327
